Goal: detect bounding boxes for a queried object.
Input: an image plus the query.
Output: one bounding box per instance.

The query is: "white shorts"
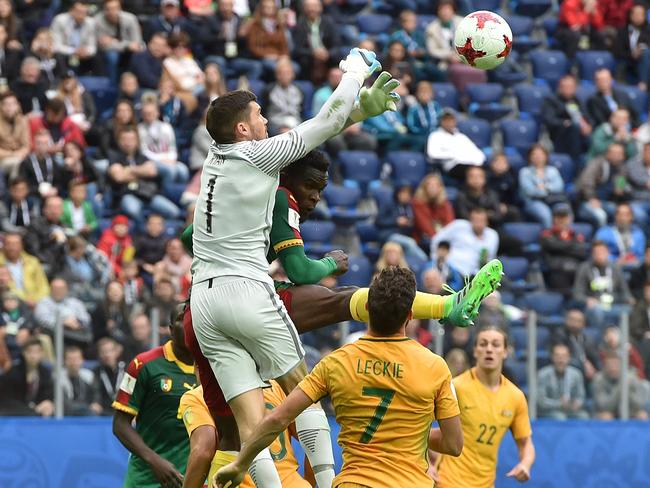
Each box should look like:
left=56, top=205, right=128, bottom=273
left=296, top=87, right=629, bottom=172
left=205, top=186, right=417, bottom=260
left=190, top=276, right=305, bottom=402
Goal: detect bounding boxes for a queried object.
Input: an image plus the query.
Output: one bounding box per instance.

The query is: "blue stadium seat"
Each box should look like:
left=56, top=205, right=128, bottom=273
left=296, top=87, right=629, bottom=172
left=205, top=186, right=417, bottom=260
left=338, top=151, right=381, bottom=194
left=502, top=148, right=526, bottom=171
left=294, top=80, right=315, bottom=118
left=572, top=222, right=594, bottom=241
left=357, top=14, right=393, bottom=35
left=370, top=185, right=394, bottom=209
left=356, top=221, right=381, bottom=261
left=78, top=76, right=117, bottom=119
left=337, top=256, right=373, bottom=287
left=474, top=0, right=501, bottom=10
left=386, top=151, right=427, bottom=188
left=457, top=118, right=492, bottom=148
left=548, top=153, right=576, bottom=183
left=432, top=83, right=459, bottom=110
left=575, top=82, right=597, bottom=106
left=164, top=219, right=186, bottom=239
left=226, top=78, right=265, bottom=98
left=500, top=256, right=530, bottom=282
left=505, top=15, right=541, bottom=53
left=323, top=184, right=369, bottom=225
left=514, top=84, right=552, bottom=121
left=523, top=291, right=565, bottom=326
left=513, top=0, right=552, bottom=17
left=500, top=119, right=539, bottom=156
left=618, top=84, right=648, bottom=115
left=466, top=83, right=511, bottom=122
left=508, top=360, right=528, bottom=389
left=300, top=221, right=336, bottom=256
left=503, top=222, right=543, bottom=253
left=542, top=17, right=559, bottom=46
left=511, top=326, right=551, bottom=360
left=530, top=50, right=569, bottom=89
left=417, top=14, right=436, bottom=30
left=576, top=51, right=616, bottom=81
left=490, top=51, right=529, bottom=87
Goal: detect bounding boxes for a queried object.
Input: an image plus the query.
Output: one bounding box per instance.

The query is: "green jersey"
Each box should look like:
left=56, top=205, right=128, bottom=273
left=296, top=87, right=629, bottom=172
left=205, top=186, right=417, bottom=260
left=113, top=341, right=196, bottom=488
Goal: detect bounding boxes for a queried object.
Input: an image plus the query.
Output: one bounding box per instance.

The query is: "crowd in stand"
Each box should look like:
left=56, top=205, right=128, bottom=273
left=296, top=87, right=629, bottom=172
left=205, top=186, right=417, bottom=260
left=0, top=0, right=648, bottom=419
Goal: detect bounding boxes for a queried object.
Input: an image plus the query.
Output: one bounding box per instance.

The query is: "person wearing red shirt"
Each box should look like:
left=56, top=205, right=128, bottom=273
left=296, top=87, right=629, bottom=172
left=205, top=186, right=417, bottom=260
left=28, top=97, right=86, bottom=152
left=412, top=173, right=455, bottom=247
left=556, top=0, right=606, bottom=57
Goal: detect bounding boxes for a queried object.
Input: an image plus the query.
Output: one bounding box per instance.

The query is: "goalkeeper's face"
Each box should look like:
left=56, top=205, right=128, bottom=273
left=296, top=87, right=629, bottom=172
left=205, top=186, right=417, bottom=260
left=245, top=102, right=269, bottom=140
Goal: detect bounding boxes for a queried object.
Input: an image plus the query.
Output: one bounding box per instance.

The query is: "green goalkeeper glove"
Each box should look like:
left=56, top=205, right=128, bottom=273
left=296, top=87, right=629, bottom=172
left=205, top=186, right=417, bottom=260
left=349, top=71, right=401, bottom=123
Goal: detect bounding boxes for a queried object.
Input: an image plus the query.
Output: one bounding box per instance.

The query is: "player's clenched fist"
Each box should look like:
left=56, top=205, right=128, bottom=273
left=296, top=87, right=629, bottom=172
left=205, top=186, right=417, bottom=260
left=214, top=462, right=246, bottom=488
left=326, top=250, right=349, bottom=275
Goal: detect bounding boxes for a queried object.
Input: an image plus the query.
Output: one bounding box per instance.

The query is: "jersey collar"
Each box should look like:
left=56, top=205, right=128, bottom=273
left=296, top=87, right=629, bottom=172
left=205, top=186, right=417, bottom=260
left=359, top=335, right=411, bottom=342
left=163, top=341, right=194, bottom=374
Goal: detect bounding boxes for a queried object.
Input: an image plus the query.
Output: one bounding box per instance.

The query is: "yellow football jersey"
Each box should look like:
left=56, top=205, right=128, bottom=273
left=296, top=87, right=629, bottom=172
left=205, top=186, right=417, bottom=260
left=178, top=383, right=310, bottom=488
left=436, top=367, right=532, bottom=488
left=299, top=335, right=460, bottom=488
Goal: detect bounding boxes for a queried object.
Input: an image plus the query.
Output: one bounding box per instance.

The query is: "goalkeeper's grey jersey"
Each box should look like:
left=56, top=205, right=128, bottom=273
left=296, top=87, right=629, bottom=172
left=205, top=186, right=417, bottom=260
left=191, top=130, right=308, bottom=285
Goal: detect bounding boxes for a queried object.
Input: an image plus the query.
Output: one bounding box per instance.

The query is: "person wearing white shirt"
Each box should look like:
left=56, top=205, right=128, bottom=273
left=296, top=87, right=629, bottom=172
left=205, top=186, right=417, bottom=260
left=50, top=2, right=98, bottom=75
left=427, top=108, right=485, bottom=179
left=431, top=207, right=499, bottom=276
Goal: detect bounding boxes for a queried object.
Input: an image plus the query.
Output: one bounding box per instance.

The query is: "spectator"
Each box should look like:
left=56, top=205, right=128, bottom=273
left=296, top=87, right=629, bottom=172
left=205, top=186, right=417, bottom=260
left=158, top=77, right=194, bottom=149
left=188, top=110, right=211, bottom=171
left=630, top=282, right=650, bottom=376
left=375, top=241, right=410, bottom=276
left=426, top=108, right=485, bottom=179
left=0, top=232, right=50, bottom=307
left=100, top=99, right=136, bottom=158
left=381, top=41, right=414, bottom=90
left=540, top=204, right=589, bottom=294
left=107, top=127, right=180, bottom=224
left=97, top=214, right=134, bottom=277
left=629, top=246, right=650, bottom=298
left=162, top=31, right=204, bottom=112
left=57, top=73, right=97, bottom=138
left=556, top=0, right=605, bottom=58
left=92, top=280, right=132, bottom=345
left=537, top=343, right=590, bottom=419
left=442, top=324, right=473, bottom=358
left=51, top=1, right=99, bottom=76
left=577, top=142, right=631, bottom=227
left=61, top=235, right=110, bottom=306
left=600, top=0, right=634, bottom=34
left=431, top=207, right=499, bottom=276
left=487, top=153, right=520, bottom=221
left=292, top=0, right=341, bottom=84
left=592, top=352, right=649, bottom=419
left=541, top=74, right=593, bottom=160
left=61, top=180, right=98, bottom=238
left=614, top=3, right=650, bottom=86
left=13, top=0, right=49, bottom=38
left=595, top=202, right=645, bottom=265
left=587, top=108, right=637, bottom=160
left=145, top=277, right=177, bottom=340
left=18, top=129, right=64, bottom=200
left=425, top=0, right=463, bottom=70
left=421, top=267, right=445, bottom=295
left=0, top=178, right=36, bottom=234
left=199, top=0, right=262, bottom=79
left=24, top=196, right=68, bottom=279
left=10, top=57, right=48, bottom=115
left=121, top=312, right=151, bottom=361
left=196, top=63, right=227, bottom=114
left=431, top=241, right=463, bottom=291
left=29, top=28, right=67, bottom=89
left=518, top=144, right=566, bottom=228
left=138, top=99, right=189, bottom=185
left=134, top=214, right=168, bottom=278
left=406, top=81, right=441, bottom=151
left=119, top=259, right=149, bottom=308
left=128, top=32, right=168, bottom=91
left=244, top=0, right=290, bottom=77
left=0, top=91, right=30, bottom=178
left=599, top=325, right=646, bottom=379
left=0, top=290, right=34, bottom=362
left=116, top=72, right=142, bottom=113
left=552, top=309, right=601, bottom=382
left=411, top=173, right=455, bottom=246
left=456, top=166, right=509, bottom=228
left=586, top=68, right=638, bottom=128
left=475, top=291, right=522, bottom=331
left=389, top=10, right=438, bottom=81
left=61, top=345, right=100, bottom=416
left=34, top=277, right=92, bottom=348
left=0, top=0, right=23, bottom=50
left=363, top=105, right=417, bottom=152
left=95, top=0, right=143, bottom=84
left=61, top=140, right=99, bottom=186
left=146, top=0, right=192, bottom=41
left=92, top=336, right=125, bottom=415
left=29, top=97, right=87, bottom=150
left=154, top=238, right=192, bottom=296
left=0, top=23, right=22, bottom=84
left=445, top=348, right=470, bottom=377
left=261, top=58, right=303, bottom=134
left=627, top=142, right=650, bottom=220
left=574, top=240, right=633, bottom=329
left=405, top=318, right=433, bottom=349
left=312, top=67, right=341, bottom=115
left=0, top=338, right=54, bottom=416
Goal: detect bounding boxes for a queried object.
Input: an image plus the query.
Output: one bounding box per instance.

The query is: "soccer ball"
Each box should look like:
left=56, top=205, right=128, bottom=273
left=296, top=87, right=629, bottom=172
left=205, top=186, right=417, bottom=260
left=454, top=11, right=513, bottom=70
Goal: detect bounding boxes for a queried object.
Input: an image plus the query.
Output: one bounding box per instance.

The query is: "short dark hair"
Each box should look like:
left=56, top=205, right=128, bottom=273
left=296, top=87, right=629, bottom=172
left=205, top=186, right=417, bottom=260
left=23, top=337, right=42, bottom=351
left=9, top=176, right=28, bottom=187
left=206, top=90, right=257, bottom=144
left=469, top=206, right=488, bottom=216
left=592, top=239, right=608, bottom=250
left=168, top=31, right=190, bottom=49
left=0, top=91, right=17, bottom=104
left=45, top=97, right=66, bottom=114
left=368, top=266, right=416, bottom=335
left=282, top=150, right=330, bottom=179
left=65, top=344, right=83, bottom=357
left=474, top=325, right=509, bottom=348
left=437, top=241, right=451, bottom=250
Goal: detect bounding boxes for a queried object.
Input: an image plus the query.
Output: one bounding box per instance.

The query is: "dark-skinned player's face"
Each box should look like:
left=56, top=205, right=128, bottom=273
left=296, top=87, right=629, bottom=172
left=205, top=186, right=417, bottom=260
left=170, top=305, right=190, bottom=355
left=286, top=168, right=328, bottom=221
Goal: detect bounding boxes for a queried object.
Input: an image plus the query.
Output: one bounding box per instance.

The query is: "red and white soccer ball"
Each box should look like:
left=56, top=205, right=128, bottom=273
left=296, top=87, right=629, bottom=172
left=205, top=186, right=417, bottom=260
left=454, top=11, right=513, bottom=70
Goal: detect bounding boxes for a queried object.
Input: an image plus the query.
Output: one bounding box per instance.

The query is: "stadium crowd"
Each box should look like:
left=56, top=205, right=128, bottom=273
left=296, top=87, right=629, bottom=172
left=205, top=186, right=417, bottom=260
left=0, top=0, right=648, bottom=420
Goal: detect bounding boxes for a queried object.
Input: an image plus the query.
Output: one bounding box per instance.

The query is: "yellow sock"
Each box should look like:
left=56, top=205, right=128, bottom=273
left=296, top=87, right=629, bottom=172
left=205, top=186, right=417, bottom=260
left=208, top=451, right=238, bottom=488
left=350, top=289, right=450, bottom=322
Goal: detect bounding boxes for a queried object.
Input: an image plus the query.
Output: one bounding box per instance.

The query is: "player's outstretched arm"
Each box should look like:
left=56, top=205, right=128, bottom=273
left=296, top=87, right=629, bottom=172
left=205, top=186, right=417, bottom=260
left=214, top=388, right=314, bottom=488
left=113, top=410, right=184, bottom=488
left=428, top=416, right=463, bottom=457
left=506, top=436, right=535, bottom=483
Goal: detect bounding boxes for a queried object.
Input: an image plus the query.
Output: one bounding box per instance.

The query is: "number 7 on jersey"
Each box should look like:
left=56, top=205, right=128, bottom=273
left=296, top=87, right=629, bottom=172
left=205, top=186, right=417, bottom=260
left=360, top=387, right=395, bottom=443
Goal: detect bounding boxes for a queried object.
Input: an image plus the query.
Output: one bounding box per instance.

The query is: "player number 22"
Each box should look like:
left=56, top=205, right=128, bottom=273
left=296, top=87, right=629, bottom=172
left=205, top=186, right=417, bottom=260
left=476, top=423, right=497, bottom=445
left=360, top=387, right=395, bottom=443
